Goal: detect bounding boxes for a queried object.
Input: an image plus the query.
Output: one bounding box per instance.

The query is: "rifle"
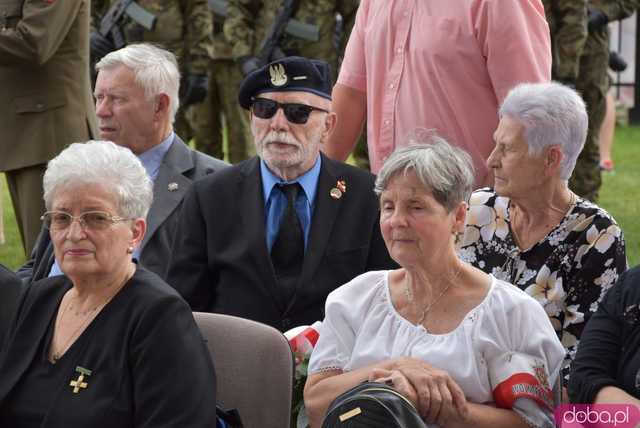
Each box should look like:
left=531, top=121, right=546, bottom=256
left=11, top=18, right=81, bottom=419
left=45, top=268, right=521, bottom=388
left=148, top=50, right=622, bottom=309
left=257, top=0, right=299, bottom=67
left=208, top=0, right=318, bottom=43
left=99, top=0, right=158, bottom=49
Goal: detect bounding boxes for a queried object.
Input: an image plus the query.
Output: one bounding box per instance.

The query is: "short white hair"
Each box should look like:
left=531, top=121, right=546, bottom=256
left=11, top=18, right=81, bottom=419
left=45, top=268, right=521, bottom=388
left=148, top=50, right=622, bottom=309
left=96, top=43, right=180, bottom=123
left=499, top=82, right=588, bottom=180
left=374, top=130, right=475, bottom=211
left=43, top=140, right=153, bottom=219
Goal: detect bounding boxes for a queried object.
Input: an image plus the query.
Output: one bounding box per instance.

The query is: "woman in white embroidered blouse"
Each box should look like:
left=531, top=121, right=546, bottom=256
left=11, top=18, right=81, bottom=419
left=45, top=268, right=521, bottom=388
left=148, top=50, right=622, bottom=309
left=304, top=137, right=565, bottom=428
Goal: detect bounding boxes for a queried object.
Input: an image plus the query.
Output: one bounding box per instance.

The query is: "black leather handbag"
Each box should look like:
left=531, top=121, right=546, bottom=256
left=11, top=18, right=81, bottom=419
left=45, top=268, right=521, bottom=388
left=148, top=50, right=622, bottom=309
left=321, top=381, right=429, bottom=428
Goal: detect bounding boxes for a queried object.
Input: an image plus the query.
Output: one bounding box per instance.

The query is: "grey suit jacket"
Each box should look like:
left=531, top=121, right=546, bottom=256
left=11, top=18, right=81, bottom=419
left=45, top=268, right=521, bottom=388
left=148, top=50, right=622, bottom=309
left=17, top=136, right=227, bottom=282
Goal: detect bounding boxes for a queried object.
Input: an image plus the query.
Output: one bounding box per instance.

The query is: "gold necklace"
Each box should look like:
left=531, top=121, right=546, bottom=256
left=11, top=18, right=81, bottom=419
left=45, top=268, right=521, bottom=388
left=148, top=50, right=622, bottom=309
left=510, top=191, right=577, bottom=248
left=50, top=299, right=101, bottom=363
left=405, top=266, right=462, bottom=325
left=506, top=191, right=576, bottom=282
left=49, top=270, right=132, bottom=363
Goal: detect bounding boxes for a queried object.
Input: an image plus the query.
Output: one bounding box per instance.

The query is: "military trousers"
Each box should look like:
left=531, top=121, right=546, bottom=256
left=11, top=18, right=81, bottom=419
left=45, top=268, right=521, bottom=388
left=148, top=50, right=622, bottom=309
left=185, top=59, right=254, bottom=163
left=572, top=29, right=609, bottom=202
left=5, top=163, right=47, bottom=256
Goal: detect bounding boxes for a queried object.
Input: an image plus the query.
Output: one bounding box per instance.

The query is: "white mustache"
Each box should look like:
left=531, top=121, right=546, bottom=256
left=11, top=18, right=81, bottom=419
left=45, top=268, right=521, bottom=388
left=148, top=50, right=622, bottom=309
left=261, top=131, right=300, bottom=148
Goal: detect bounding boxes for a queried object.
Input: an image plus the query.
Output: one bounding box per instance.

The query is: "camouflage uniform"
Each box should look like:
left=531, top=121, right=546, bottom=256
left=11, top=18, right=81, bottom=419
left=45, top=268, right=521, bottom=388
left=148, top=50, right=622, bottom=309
left=187, top=15, right=254, bottom=161
left=92, top=0, right=214, bottom=141
left=542, top=0, right=588, bottom=84
left=571, top=0, right=638, bottom=201
left=223, top=0, right=361, bottom=163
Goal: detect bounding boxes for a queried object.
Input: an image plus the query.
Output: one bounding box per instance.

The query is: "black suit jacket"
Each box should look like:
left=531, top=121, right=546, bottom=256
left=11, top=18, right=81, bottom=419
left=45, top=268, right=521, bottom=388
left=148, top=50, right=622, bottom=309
left=0, top=265, right=22, bottom=347
left=17, top=136, right=228, bottom=282
left=0, top=267, right=216, bottom=427
left=167, top=154, right=396, bottom=331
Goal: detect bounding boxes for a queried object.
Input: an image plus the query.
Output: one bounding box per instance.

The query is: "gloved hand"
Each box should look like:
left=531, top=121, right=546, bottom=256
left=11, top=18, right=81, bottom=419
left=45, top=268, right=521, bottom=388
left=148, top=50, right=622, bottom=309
left=90, top=32, right=116, bottom=64
left=179, top=73, right=208, bottom=107
left=238, top=56, right=262, bottom=76
left=588, top=9, right=609, bottom=32
left=609, top=51, right=628, bottom=72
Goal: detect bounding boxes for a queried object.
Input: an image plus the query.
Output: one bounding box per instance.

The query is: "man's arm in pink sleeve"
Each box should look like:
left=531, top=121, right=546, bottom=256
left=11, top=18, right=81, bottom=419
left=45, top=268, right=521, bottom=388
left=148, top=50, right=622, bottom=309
left=323, top=83, right=367, bottom=161
left=478, top=0, right=552, bottom=102
left=323, top=0, right=368, bottom=161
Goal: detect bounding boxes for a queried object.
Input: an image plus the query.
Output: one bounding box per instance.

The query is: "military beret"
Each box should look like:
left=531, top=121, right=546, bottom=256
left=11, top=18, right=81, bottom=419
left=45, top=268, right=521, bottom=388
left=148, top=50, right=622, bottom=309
left=238, top=56, right=332, bottom=110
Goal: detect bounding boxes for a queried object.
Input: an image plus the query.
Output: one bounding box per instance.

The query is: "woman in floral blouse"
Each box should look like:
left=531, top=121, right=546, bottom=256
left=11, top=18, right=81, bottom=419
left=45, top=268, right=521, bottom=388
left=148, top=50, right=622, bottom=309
left=458, top=82, right=627, bottom=385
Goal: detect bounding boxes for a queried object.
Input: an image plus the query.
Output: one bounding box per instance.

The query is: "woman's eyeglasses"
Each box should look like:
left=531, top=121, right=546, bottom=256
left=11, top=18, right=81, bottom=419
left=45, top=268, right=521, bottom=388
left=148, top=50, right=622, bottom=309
left=41, top=211, right=129, bottom=231
left=251, top=97, right=329, bottom=124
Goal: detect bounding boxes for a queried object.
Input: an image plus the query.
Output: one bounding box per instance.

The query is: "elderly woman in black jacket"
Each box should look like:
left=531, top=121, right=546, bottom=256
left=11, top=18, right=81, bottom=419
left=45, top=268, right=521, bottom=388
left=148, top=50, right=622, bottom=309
left=0, top=264, right=22, bottom=346
left=0, top=141, right=217, bottom=427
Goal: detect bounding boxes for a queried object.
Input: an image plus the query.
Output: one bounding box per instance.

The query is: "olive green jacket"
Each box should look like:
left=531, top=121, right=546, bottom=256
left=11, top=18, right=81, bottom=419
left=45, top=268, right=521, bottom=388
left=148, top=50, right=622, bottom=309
left=0, top=0, right=97, bottom=171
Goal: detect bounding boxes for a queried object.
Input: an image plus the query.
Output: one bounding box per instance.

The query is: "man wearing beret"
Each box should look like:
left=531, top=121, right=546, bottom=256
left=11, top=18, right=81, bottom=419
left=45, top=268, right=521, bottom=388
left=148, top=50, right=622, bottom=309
left=167, top=56, right=395, bottom=331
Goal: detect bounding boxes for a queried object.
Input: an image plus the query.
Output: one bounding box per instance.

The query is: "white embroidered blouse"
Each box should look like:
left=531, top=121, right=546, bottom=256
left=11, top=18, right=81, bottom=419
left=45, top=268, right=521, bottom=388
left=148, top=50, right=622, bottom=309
left=308, top=270, right=565, bottom=404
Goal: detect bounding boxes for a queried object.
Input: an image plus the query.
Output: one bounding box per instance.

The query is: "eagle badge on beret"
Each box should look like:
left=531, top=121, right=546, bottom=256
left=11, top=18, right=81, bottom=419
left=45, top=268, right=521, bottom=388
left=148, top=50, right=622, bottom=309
left=269, top=64, right=288, bottom=87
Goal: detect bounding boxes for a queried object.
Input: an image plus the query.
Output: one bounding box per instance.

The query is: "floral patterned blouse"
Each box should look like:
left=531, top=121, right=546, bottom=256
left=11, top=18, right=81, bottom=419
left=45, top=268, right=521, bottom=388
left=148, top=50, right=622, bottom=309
left=458, top=188, right=627, bottom=382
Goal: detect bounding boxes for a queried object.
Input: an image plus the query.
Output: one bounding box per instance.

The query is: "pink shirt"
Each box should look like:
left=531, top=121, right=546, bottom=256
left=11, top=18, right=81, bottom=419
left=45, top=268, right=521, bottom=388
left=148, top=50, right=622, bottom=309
left=338, top=0, right=551, bottom=184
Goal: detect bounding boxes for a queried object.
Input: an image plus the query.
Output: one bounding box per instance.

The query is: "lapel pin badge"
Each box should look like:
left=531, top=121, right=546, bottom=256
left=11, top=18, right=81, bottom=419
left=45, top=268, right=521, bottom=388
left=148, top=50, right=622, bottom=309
left=330, top=180, right=347, bottom=199
left=69, top=366, right=92, bottom=394
left=168, top=182, right=179, bottom=192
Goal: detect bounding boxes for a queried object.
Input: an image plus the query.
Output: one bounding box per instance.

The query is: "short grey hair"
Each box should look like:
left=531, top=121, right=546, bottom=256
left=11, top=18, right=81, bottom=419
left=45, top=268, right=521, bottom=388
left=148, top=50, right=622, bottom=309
left=43, top=140, right=153, bottom=219
left=374, top=130, right=475, bottom=211
left=499, top=82, right=588, bottom=180
left=96, top=43, right=180, bottom=123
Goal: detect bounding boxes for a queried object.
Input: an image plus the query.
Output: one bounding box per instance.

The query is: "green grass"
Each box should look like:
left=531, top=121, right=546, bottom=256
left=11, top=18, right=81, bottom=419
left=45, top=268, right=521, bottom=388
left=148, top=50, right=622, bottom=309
left=0, top=175, right=26, bottom=269
left=600, top=126, right=640, bottom=266
left=1, top=127, right=639, bottom=270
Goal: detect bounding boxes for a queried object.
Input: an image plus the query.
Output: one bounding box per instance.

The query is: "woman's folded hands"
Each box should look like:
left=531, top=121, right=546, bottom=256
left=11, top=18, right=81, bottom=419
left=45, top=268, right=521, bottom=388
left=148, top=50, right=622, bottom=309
left=369, top=357, right=470, bottom=427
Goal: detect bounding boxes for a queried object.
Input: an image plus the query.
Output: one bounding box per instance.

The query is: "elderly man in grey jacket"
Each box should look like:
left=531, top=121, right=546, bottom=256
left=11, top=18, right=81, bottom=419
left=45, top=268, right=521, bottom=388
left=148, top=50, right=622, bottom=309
left=18, top=44, right=227, bottom=283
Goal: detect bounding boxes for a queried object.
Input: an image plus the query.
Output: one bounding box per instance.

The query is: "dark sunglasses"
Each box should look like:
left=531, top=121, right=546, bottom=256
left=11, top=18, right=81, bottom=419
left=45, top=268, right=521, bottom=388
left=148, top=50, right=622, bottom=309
left=251, top=97, right=329, bottom=124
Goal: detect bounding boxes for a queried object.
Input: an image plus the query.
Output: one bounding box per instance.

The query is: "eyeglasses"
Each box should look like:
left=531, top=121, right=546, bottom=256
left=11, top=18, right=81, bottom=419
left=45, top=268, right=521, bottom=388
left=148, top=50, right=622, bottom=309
left=41, top=211, right=130, bottom=232
left=251, top=97, right=329, bottom=124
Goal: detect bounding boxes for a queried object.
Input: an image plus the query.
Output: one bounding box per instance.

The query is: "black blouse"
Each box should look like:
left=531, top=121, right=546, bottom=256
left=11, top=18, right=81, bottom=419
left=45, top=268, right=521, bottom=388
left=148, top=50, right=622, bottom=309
left=569, top=266, right=640, bottom=403
left=0, top=312, right=78, bottom=426
left=0, top=267, right=217, bottom=428
left=0, top=264, right=23, bottom=347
